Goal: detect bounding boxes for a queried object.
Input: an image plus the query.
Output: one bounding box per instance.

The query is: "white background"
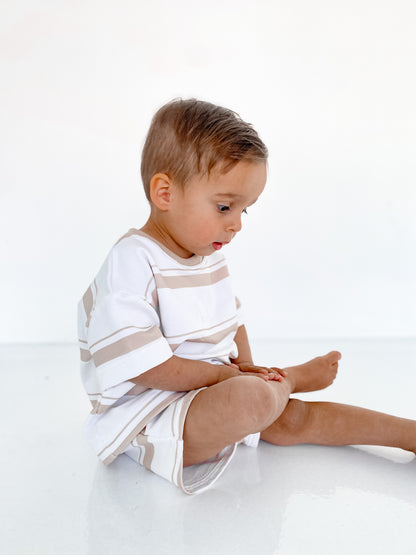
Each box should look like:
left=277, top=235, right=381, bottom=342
left=1, top=0, right=415, bottom=343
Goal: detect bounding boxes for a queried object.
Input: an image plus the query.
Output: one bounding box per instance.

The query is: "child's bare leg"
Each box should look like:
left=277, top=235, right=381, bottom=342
left=183, top=351, right=341, bottom=466
left=183, top=374, right=292, bottom=466
left=261, top=399, right=416, bottom=453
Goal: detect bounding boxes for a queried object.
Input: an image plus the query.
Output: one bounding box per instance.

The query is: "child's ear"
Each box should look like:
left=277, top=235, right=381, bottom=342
left=149, top=173, right=174, bottom=210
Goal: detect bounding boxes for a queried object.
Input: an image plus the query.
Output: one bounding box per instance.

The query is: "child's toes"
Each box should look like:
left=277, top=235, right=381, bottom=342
left=327, top=351, right=342, bottom=364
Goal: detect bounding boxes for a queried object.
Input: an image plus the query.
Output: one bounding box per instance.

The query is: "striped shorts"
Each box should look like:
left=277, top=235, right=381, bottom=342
left=122, top=387, right=260, bottom=495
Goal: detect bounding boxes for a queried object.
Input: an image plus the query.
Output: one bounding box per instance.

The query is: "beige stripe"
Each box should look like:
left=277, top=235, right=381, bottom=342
left=150, top=287, right=158, bottom=309
left=100, top=392, right=182, bottom=463
left=151, top=258, right=224, bottom=274
left=235, top=296, right=242, bottom=310
left=134, top=434, right=155, bottom=470
left=98, top=390, right=167, bottom=457
left=90, top=325, right=154, bottom=350
left=93, top=403, right=109, bottom=415
left=169, top=322, right=238, bottom=351
left=131, top=230, right=204, bottom=266
left=154, top=265, right=229, bottom=290
left=83, top=286, right=94, bottom=328
left=114, top=228, right=140, bottom=246
left=92, top=326, right=163, bottom=367
left=80, top=348, right=92, bottom=362
left=144, top=276, right=158, bottom=308
left=174, top=389, right=204, bottom=488
left=186, top=322, right=238, bottom=346
left=88, top=393, right=119, bottom=401
left=144, top=275, right=154, bottom=299
left=115, top=228, right=204, bottom=266
left=165, top=315, right=237, bottom=341
left=79, top=339, right=88, bottom=345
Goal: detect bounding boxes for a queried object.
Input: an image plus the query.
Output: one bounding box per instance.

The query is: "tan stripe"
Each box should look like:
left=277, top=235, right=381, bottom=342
left=90, top=325, right=154, bottom=350
left=88, top=393, right=119, bottom=401
left=92, top=326, right=163, bottom=367
left=131, top=230, right=204, bottom=266
left=80, top=348, right=92, bottom=362
left=100, top=392, right=182, bottom=463
left=90, top=399, right=118, bottom=415
left=174, top=389, right=204, bottom=488
left=83, top=286, right=94, bottom=328
left=169, top=322, right=238, bottom=351
left=99, top=390, right=167, bottom=457
left=144, top=276, right=154, bottom=299
left=79, top=339, right=88, bottom=345
left=93, top=403, right=108, bottom=415
left=150, top=287, right=158, bottom=309
left=151, top=258, right=224, bottom=274
left=115, top=228, right=204, bottom=266
left=134, top=435, right=155, bottom=470
left=154, top=265, right=229, bottom=290
left=114, top=228, right=140, bottom=246
left=186, top=322, right=238, bottom=345
left=165, top=315, right=237, bottom=341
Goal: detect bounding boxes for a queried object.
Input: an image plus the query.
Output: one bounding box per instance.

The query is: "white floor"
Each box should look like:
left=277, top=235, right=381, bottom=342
left=1, top=339, right=415, bottom=555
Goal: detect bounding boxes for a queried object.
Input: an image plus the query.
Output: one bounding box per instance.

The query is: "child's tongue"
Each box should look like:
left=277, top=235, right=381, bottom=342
left=212, top=242, right=223, bottom=250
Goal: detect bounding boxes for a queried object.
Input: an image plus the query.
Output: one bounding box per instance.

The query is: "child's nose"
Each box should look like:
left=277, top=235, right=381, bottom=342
left=226, top=214, right=242, bottom=233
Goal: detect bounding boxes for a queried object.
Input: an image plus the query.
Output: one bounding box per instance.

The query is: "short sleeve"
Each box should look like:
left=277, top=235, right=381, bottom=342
left=80, top=240, right=173, bottom=393
left=84, top=291, right=172, bottom=392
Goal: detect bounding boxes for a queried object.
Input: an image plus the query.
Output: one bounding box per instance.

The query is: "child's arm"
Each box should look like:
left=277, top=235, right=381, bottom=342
left=130, top=325, right=285, bottom=391
left=130, top=355, right=279, bottom=391
left=230, top=324, right=254, bottom=365
left=231, top=325, right=287, bottom=380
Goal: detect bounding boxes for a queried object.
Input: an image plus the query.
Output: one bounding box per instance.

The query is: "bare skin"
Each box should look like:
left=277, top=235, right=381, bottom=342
left=183, top=352, right=416, bottom=466
left=282, top=351, right=340, bottom=392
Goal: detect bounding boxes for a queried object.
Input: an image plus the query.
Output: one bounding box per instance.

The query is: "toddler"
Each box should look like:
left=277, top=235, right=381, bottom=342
left=78, top=98, right=416, bottom=494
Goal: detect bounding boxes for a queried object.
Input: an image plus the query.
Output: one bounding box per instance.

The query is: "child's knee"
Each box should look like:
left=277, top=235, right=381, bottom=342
left=277, top=398, right=309, bottom=437
left=229, top=376, right=279, bottom=431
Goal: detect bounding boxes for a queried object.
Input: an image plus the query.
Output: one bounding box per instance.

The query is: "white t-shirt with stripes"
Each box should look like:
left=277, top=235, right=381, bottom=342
left=77, top=229, right=243, bottom=465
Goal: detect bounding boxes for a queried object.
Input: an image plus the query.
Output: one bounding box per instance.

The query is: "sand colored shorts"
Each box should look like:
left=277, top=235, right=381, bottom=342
left=122, top=387, right=260, bottom=495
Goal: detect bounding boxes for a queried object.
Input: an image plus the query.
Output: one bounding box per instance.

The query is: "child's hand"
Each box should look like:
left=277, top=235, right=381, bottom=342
left=236, top=362, right=287, bottom=382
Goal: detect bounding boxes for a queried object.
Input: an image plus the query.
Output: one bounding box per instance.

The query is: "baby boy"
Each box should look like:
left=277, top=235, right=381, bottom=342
left=78, top=98, right=416, bottom=494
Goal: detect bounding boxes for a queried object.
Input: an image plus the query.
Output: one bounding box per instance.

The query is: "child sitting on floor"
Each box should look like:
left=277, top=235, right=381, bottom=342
left=77, top=98, right=416, bottom=494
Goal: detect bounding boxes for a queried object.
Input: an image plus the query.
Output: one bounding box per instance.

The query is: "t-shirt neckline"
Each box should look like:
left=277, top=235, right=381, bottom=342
left=130, top=229, right=205, bottom=266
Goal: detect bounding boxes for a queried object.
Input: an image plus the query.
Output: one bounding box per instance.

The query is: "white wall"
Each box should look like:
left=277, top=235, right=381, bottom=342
left=1, top=0, right=415, bottom=342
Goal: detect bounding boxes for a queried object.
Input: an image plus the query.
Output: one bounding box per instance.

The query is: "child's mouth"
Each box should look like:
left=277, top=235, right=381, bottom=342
left=212, top=242, right=223, bottom=250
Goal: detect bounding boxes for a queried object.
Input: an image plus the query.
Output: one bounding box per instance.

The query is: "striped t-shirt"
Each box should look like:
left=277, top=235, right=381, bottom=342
left=77, top=229, right=243, bottom=464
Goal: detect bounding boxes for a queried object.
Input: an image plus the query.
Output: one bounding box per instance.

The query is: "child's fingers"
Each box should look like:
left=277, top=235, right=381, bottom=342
left=267, top=366, right=287, bottom=378
left=239, top=364, right=269, bottom=375
left=261, top=369, right=286, bottom=381
left=268, top=371, right=283, bottom=381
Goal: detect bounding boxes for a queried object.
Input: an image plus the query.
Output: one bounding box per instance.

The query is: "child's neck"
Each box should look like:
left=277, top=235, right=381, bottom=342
left=140, top=217, right=194, bottom=260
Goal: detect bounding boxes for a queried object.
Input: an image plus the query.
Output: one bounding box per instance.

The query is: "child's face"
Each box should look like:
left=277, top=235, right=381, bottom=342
left=166, top=160, right=267, bottom=258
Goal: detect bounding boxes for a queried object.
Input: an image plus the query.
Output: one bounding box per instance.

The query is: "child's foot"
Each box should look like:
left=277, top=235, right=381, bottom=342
left=284, top=351, right=341, bottom=393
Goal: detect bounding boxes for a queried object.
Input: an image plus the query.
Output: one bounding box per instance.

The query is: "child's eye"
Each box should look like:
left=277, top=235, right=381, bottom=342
left=217, top=204, right=230, bottom=213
